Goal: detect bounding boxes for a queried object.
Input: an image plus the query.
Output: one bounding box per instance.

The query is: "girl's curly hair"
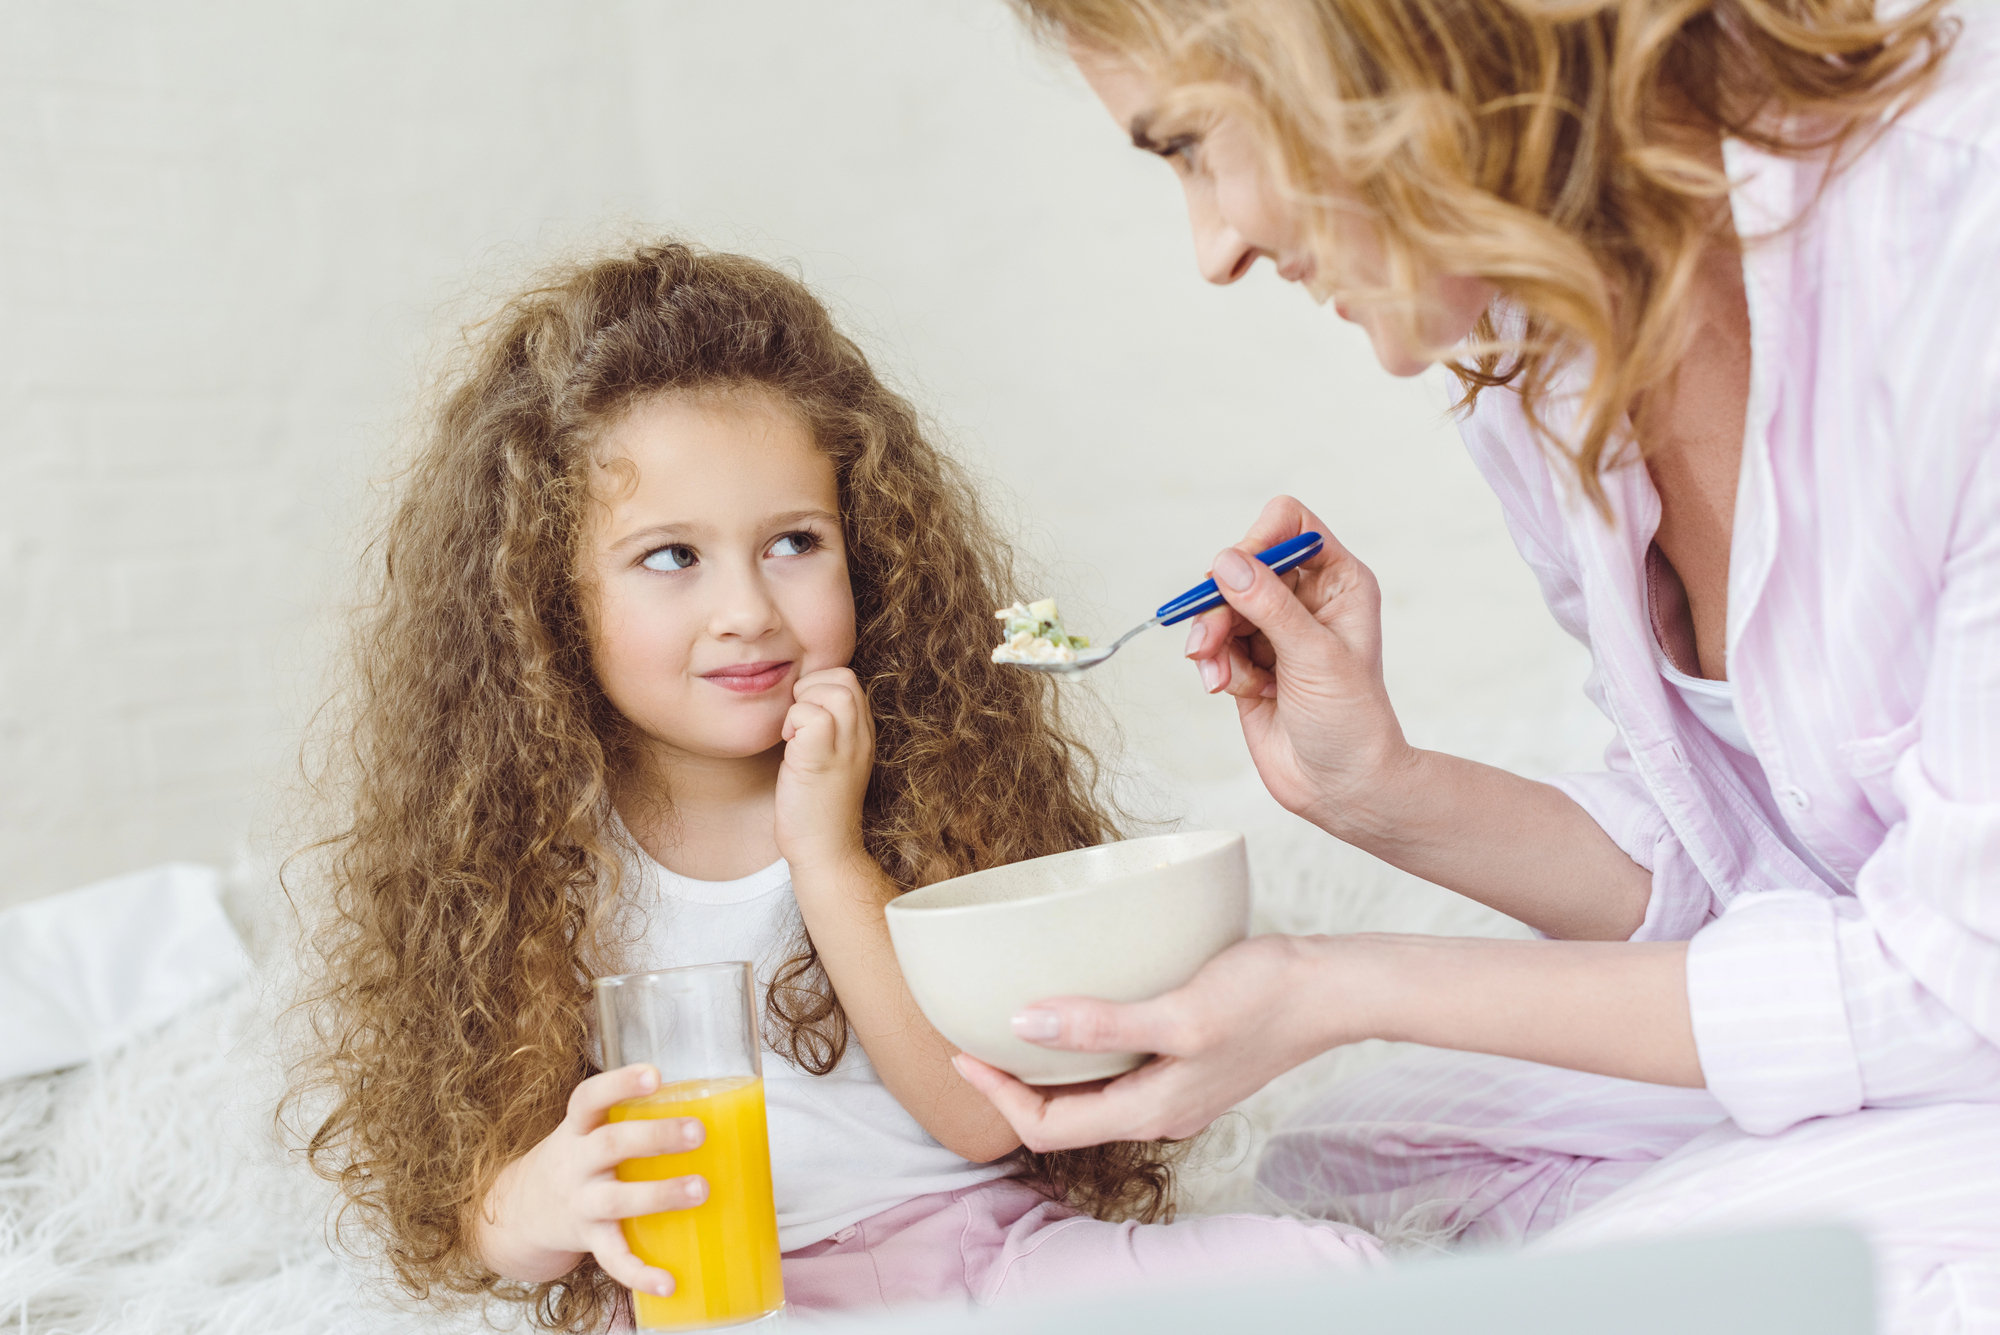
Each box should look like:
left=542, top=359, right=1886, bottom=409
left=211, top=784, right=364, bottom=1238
left=285, top=240, right=1177, bottom=1331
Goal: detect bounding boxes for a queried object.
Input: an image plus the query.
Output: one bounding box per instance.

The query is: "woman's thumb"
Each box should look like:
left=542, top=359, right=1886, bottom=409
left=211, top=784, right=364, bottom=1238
left=1011, top=996, right=1180, bottom=1056
left=1210, top=548, right=1325, bottom=653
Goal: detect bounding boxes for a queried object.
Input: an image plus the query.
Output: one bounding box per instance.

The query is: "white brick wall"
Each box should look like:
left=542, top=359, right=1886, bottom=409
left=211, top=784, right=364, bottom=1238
left=1, top=1, right=1606, bottom=909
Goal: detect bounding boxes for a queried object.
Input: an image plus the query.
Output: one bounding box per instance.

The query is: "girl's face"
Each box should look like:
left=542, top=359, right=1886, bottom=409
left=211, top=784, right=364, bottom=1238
left=1071, top=43, right=1494, bottom=377
left=583, top=390, right=856, bottom=766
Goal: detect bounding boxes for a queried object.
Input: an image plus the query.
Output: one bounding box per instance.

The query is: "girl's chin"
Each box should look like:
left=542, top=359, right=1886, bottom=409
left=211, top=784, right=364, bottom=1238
left=642, top=722, right=787, bottom=764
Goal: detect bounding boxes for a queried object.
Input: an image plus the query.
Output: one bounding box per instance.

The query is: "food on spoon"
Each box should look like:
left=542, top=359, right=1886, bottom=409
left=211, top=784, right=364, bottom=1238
left=992, top=598, right=1092, bottom=665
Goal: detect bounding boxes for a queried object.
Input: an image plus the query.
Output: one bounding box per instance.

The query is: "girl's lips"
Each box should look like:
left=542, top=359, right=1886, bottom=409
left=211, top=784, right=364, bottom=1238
left=700, top=660, right=792, bottom=694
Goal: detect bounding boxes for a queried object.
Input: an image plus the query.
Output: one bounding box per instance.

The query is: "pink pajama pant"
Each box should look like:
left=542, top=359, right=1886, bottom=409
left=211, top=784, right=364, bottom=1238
left=1258, top=1050, right=2000, bottom=1334
left=780, top=1175, right=1383, bottom=1313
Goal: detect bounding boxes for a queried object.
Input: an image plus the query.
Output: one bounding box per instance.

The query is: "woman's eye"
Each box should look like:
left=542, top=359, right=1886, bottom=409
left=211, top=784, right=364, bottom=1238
left=1160, top=135, right=1200, bottom=171
left=768, top=532, right=819, bottom=558
left=641, top=544, right=698, bottom=572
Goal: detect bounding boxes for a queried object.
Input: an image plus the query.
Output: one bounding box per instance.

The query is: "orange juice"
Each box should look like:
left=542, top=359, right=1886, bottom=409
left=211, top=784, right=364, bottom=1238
left=608, top=1076, right=785, bottom=1330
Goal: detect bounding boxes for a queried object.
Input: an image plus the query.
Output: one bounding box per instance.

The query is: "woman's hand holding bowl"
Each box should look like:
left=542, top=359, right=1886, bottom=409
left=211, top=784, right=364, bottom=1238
left=952, top=934, right=1372, bottom=1151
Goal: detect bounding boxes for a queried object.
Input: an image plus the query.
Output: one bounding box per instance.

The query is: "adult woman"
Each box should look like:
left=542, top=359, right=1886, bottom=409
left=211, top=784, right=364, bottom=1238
left=955, top=0, right=2000, bottom=1325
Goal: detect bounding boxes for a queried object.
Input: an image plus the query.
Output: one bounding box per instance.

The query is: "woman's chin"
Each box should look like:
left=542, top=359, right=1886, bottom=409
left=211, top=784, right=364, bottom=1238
left=1361, top=323, right=1434, bottom=378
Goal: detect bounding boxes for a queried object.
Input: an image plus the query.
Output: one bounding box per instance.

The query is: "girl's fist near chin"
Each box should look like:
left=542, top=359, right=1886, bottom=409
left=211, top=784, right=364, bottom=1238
left=774, top=666, right=875, bottom=870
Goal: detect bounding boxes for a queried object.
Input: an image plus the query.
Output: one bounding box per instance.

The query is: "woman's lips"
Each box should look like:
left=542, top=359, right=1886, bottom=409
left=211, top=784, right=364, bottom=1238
left=700, top=660, right=792, bottom=694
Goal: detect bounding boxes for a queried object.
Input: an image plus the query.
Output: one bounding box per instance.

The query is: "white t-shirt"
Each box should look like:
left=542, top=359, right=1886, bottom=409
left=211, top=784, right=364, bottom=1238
left=614, top=853, right=1015, bottom=1252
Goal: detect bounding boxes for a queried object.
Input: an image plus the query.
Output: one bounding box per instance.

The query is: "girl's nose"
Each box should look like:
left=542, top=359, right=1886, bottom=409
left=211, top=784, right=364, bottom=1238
left=708, top=565, right=784, bottom=640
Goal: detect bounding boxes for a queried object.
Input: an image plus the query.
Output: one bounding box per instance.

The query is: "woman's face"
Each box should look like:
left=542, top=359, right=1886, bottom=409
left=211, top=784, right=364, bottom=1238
left=1072, top=44, right=1494, bottom=376
left=582, top=389, right=857, bottom=768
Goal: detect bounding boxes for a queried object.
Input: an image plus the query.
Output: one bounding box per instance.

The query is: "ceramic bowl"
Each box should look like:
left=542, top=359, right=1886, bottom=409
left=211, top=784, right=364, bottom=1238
left=884, top=830, right=1248, bottom=1086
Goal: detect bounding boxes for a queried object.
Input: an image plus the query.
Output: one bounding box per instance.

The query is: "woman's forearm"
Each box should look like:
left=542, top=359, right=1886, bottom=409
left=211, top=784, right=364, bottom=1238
left=952, top=930, right=1704, bottom=1153
left=1319, top=748, right=1653, bottom=942
left=1327, top=933, right=1703, bottom=1086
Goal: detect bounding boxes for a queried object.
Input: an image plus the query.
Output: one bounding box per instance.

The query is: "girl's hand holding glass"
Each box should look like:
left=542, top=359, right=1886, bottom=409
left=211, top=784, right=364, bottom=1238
left=774, top=665, right=875, bottom=869
left=476, top=1063, right=708, bottom=1298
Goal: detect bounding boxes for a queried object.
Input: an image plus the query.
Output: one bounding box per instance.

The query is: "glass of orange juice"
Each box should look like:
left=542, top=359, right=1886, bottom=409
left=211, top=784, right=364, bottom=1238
left=594, top=962, right=785, bottom=1330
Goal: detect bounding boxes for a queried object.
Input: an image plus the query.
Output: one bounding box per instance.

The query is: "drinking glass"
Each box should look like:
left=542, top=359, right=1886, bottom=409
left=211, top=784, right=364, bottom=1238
left=594, top=962, right=785, bottom=1330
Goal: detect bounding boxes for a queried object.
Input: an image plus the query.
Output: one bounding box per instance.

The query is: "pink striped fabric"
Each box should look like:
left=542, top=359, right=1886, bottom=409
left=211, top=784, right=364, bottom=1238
left=1466, top=7, right=2000, bottom=1136
left=1255, top=15, right=2000, bottom=1332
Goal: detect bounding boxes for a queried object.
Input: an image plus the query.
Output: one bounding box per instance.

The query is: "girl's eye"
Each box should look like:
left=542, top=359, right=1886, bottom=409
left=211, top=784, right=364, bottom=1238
left=641, top=544, right=698, bottom=572
left=768, top=532, right=819, bottom=558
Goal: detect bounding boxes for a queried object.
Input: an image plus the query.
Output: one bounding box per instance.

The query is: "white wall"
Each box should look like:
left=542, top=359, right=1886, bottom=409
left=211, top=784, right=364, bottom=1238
left=1, top=0, right=1607, bottom=909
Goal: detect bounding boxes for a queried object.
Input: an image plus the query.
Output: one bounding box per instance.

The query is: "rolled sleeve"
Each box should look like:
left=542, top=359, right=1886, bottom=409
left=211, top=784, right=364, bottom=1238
left=1686, top=880, right=2000, bottom=1135
left=1686, top=892, right=1863, bottom=1134
left=1546, top=763, right=1721, bottom=943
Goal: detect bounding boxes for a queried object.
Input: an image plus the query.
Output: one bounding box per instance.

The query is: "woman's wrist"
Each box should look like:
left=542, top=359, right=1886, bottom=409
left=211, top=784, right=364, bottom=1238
left=1299, top=742, right=1434, bottom=851
left=1272, top=932, right=1401, bottom=1055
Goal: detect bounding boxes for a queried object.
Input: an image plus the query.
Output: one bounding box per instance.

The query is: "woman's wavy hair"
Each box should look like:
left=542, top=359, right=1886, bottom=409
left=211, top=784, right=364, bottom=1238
left=1013, top=0, right=1955, bottom=509
left=286, top=240, right=1177, bottom=1331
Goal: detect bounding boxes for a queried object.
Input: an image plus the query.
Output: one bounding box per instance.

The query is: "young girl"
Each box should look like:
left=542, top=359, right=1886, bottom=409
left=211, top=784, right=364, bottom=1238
left=291, top=240, right=1381, bottom=1329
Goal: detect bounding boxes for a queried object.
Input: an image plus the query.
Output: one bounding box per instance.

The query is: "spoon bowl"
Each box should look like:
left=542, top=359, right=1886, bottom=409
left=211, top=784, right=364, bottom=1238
left=997, top=532, right=1324, bottom=678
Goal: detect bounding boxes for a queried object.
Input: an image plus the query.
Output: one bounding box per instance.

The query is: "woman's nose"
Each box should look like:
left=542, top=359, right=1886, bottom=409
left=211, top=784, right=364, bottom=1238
left=1191, top=214, right=1258, bottom=285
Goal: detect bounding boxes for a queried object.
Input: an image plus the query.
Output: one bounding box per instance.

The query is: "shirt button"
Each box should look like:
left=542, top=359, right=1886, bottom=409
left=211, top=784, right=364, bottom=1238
left=1782, top=786, right=1812, bottom=812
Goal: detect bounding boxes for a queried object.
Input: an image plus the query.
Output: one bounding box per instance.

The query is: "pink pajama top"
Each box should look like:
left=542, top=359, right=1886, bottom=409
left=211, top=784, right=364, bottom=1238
left=1458, top=10, right=2000, bottom=1137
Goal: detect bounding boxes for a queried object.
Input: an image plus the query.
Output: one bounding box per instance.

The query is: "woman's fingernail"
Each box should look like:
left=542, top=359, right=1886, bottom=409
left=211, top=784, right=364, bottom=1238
left=685, top=1177, right=709, bottom=1204
left=637, top=1066, right=658, bottom=1091
left=1012, top=1009, right=1062, bottom=1042
left=656, top=1279, right=674, bottom=1297
left=1214, top=549, right=1255, bottom=591
left=1198, top=659, right=1221, bottom=693
left=1184, top=622, right=1207, bottom=656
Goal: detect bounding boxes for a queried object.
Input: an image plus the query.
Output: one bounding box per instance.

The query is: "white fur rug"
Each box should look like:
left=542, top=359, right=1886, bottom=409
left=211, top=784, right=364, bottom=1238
left=0, top=807, right=1525, bottom=1333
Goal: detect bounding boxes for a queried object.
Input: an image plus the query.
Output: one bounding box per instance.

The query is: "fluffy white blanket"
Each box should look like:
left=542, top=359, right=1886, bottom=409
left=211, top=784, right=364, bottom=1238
left=0, top=809, right=1523, bottom=1333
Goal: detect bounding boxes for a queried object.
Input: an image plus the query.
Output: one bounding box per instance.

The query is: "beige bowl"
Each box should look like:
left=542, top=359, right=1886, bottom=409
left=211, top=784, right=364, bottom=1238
left=885, top=830, right=1249, bottom=1086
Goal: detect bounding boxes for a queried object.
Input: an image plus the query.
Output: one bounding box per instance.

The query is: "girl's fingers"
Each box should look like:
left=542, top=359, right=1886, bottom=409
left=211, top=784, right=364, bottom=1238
left=781, top=700, right=833, bottom=746
left=793, top=685, right=859, bottom=735
left=601, top=1174, right=710, bottom=1220
left=587, top=1220, right=676, bottom=1299
left=591, top=1115, right=705, bottom=1170
left=792, top=666, right=862, bottom=701
left=566, top=1064, right=660, bottom=1130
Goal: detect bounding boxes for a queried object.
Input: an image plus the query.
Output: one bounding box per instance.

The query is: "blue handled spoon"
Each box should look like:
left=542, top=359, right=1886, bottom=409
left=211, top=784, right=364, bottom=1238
left=1004, top=531, right=1325, bottom=676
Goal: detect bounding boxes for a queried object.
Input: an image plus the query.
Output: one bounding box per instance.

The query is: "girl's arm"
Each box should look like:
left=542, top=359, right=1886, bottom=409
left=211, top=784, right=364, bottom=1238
left=1183, top=496, right=1653, bottom=942
left=776, top=667, right=1022, bottom=1164
left=957, top=931, right=1699, bottom=1150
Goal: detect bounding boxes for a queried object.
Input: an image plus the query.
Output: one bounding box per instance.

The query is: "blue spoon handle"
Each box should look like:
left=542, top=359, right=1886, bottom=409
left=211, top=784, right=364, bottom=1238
left=1155, top=532, right=1325, bottom=626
